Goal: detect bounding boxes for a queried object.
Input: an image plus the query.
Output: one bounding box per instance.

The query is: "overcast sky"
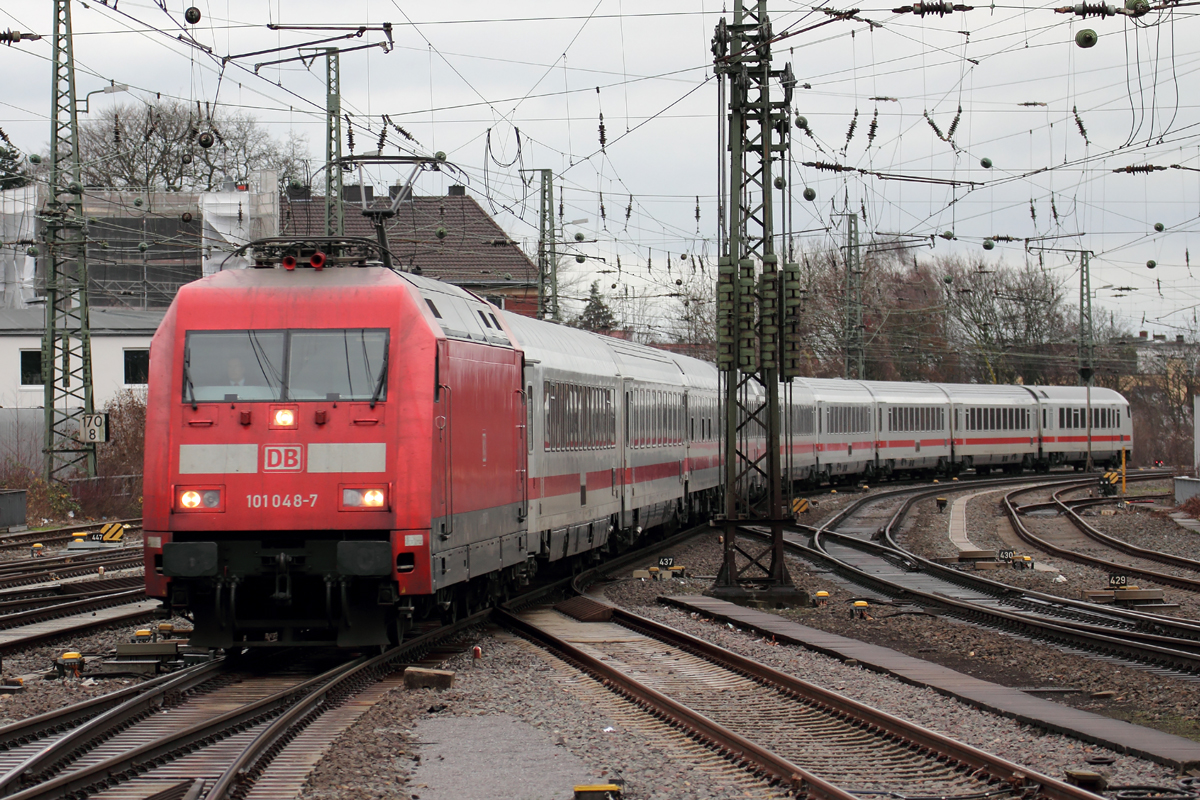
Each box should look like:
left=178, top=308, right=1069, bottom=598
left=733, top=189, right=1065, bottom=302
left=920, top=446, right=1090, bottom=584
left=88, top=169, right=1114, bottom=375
left=2, top=1, right=1198, bottom=337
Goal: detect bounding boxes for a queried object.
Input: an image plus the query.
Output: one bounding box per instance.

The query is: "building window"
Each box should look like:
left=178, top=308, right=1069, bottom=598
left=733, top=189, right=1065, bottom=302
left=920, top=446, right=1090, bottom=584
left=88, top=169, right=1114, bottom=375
left=124, top=349, right=150, bottom=385
left=20, top=350, right=42, bottom=386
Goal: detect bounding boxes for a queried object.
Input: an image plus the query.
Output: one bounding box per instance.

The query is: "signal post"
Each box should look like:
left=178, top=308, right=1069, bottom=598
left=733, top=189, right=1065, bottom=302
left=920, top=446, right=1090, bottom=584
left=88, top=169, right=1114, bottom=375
left=709, top=1, right=807, bottom=606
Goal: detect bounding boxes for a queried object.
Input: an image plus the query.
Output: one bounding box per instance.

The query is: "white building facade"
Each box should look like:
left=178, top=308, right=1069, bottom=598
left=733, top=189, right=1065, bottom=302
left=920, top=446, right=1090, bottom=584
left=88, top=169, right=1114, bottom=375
left=0, top=308, right=164, bottom=410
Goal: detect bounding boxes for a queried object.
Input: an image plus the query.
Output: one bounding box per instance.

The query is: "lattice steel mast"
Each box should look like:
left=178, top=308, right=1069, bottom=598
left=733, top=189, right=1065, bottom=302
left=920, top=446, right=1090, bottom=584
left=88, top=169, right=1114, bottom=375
left=840, top=213, right=865, bottom=380
left=1079, top=249, right=1094, bottom=471
left=535, top=169, right=559, bottom=320
left=323, top=49, right=344, bottom=237
left=42, top=0, right=96, bottom=481
left=711, top=2, right=805, bottom=601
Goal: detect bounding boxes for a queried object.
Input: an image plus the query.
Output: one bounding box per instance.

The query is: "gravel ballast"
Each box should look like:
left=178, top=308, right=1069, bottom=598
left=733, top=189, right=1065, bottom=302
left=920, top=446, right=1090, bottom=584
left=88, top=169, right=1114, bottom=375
left=299, top=630, right=786, bottom=800
left=604, top=531, right=1200, bottom=767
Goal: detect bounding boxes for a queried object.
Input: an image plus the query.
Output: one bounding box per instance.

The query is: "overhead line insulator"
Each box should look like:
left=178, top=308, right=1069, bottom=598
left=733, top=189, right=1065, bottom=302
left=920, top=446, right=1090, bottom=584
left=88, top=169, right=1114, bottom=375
left=1111, top=164, right=1167, bottom=173
left=892, top=2, right=975, bottom=16
left=803, top=161, right=857, bottom=172
left=0, top=29, right=41, bottom=45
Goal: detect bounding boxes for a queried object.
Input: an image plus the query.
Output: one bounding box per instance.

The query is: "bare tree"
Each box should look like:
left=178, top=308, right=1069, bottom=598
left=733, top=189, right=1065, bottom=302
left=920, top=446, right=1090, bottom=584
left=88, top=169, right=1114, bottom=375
left=79, top=99, right=307, bottom=192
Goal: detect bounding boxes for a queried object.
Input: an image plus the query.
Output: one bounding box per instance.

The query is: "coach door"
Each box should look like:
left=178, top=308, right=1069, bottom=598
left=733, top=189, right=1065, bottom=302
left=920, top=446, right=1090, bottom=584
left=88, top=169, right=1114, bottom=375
left=619, top=380, right=634, bottom=529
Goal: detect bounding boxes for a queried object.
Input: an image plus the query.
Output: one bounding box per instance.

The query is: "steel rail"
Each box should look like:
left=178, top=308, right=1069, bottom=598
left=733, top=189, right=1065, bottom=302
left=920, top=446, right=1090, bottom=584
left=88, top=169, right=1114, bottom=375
left=204, top=606, right=494, bottom=800
left=0, top=578, right=144, bottom=611
left=3, top=658, right=369, bottom=800
left=0, top=663, right=218, bottom=754
left=0, top=589, right=147, bottom=632
left=0, top=605, right=159, bottom=655
left=0, top=555, right=144, bottom=591
left=0, top=660, right=225, bottom=797
left=1050, top=485, right=1200, bottom=573
left=867, top=474, right=1200, bottom=639
left=501, top=604, right=1098, bottom=800
left=1014, top=492, right=1169, bottom=514
left=1001, top=485, right=1200, bottom=593
left=841, top=470, right=1200, bottom=637
left=789, top=525, right=1200, bottom=668
left=498, top=607, right=831, bottom=798
left=767, top=472, right=1200, bottom=675
left=608, top=605, right=1106, bottom=800
left=0, top=520, right=142, bottom=549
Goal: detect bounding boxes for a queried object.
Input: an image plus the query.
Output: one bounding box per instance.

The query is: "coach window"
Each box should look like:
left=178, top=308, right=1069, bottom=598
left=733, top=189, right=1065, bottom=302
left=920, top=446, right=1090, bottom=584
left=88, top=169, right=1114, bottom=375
left=659, top=391, right=665, bottom=446
left=544, top=382, right=552, bottom=450
left=639, top=391, right=645, bottom=444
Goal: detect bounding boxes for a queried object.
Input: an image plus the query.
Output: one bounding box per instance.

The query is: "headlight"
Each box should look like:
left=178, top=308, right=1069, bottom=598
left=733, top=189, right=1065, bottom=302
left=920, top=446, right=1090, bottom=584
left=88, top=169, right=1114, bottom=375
left=341, top=486, right=388, bottom=510
left=176, top=486, right=223, bottom=512
left=269, top=404, right=299, bottom=430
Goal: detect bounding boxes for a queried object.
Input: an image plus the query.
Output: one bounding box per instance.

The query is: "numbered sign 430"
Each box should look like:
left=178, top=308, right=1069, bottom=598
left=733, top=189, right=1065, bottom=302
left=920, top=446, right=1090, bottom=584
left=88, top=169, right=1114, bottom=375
left=80, top=413, right=110, bottom=443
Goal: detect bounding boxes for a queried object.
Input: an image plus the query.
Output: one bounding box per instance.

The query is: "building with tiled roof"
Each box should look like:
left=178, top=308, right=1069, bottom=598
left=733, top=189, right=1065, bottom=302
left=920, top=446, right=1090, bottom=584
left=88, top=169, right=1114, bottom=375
left=279, top=185, right=540, bottom=316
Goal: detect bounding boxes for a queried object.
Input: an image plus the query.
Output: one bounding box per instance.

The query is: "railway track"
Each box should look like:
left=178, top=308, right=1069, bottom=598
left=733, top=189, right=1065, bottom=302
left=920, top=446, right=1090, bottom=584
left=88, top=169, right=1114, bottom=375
left=500, top=598, right=1100, bottom=800
left=764, top=472, right=1200, bottom=677
left=0, top=612, right=486, bottom=800
left=1008, top=483, right=1200, bottom=592
left=0, top=521, right=142, bottom=554
left=0, top=556, right=152, bottom=653
left=0, top=516, right=731, bottom=799
left=0, top=552, right=144, bottom=593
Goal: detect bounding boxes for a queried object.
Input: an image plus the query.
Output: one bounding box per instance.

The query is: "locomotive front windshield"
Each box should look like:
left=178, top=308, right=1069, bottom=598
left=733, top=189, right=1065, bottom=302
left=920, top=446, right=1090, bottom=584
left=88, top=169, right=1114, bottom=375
left=184, top=329, right=389, bottom=403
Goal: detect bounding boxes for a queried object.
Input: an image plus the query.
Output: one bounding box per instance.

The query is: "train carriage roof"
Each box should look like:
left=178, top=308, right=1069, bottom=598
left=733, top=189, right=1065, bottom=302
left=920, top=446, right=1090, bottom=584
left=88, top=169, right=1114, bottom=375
left=856, top=381, right=950, bottom=404
left=933, top=383, right=1040, bottom=404
left=798, top=377, right=875, bottom=402
left=1027, top=385, right=1128, bottom=404
left=497, top=311, right=620, bottom=380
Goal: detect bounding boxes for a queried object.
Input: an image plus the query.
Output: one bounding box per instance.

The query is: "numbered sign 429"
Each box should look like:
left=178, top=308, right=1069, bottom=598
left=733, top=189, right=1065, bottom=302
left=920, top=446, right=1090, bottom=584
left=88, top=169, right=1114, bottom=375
left=80, top=413, right=109, bottom=443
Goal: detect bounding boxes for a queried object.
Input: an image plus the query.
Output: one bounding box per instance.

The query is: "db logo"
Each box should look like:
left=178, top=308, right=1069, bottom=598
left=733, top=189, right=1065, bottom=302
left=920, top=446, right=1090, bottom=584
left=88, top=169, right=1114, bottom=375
left=263, top=445, right=303, bottom=472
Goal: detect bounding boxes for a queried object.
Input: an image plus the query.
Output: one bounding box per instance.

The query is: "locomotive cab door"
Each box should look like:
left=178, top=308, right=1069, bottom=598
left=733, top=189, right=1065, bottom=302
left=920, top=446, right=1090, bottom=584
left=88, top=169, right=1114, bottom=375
left=433, top=340, right=453, bottom=540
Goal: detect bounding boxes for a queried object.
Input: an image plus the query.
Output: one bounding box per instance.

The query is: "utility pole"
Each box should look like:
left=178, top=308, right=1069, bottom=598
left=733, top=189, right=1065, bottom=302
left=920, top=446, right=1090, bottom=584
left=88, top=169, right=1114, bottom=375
left=710, top=1, right=805, bottom=604
left=1079, top=249, right=1094, bottom=471
left=535, top=169, right=558, bottom=320
left=234, top=28, right=394, bottom=238
left=323, top=49, right=344, bottom=237
left=42, top=0, right=96, bottom=482
left=840, top=213, right=864, bottom=380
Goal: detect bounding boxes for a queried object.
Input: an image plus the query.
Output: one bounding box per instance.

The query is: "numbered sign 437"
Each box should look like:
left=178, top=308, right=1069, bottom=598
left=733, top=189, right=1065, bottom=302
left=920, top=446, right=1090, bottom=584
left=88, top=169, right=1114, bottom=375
left=80, top=413, right=110, bottom=443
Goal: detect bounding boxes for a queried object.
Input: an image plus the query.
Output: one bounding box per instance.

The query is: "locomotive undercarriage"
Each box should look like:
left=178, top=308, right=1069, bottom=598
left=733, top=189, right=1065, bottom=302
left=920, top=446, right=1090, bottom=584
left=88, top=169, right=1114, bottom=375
left=162, top=532, right=400, bottom=648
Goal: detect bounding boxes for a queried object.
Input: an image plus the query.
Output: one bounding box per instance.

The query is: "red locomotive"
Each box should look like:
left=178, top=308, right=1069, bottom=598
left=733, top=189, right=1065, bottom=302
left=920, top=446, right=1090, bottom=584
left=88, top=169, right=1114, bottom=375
left=144, top=237, right=528, bottom=647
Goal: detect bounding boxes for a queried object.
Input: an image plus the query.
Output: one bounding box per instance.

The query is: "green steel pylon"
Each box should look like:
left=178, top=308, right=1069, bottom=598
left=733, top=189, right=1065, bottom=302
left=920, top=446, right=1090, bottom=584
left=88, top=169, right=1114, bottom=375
left=42, top=0, right=96, bottom=482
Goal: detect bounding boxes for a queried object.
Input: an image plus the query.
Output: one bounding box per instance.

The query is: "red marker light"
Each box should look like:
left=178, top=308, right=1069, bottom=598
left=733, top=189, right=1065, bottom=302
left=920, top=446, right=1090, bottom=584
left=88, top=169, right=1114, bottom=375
left=310, top=251, right=326, bottom=271
left=282, top=255, right=297, bottom=271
